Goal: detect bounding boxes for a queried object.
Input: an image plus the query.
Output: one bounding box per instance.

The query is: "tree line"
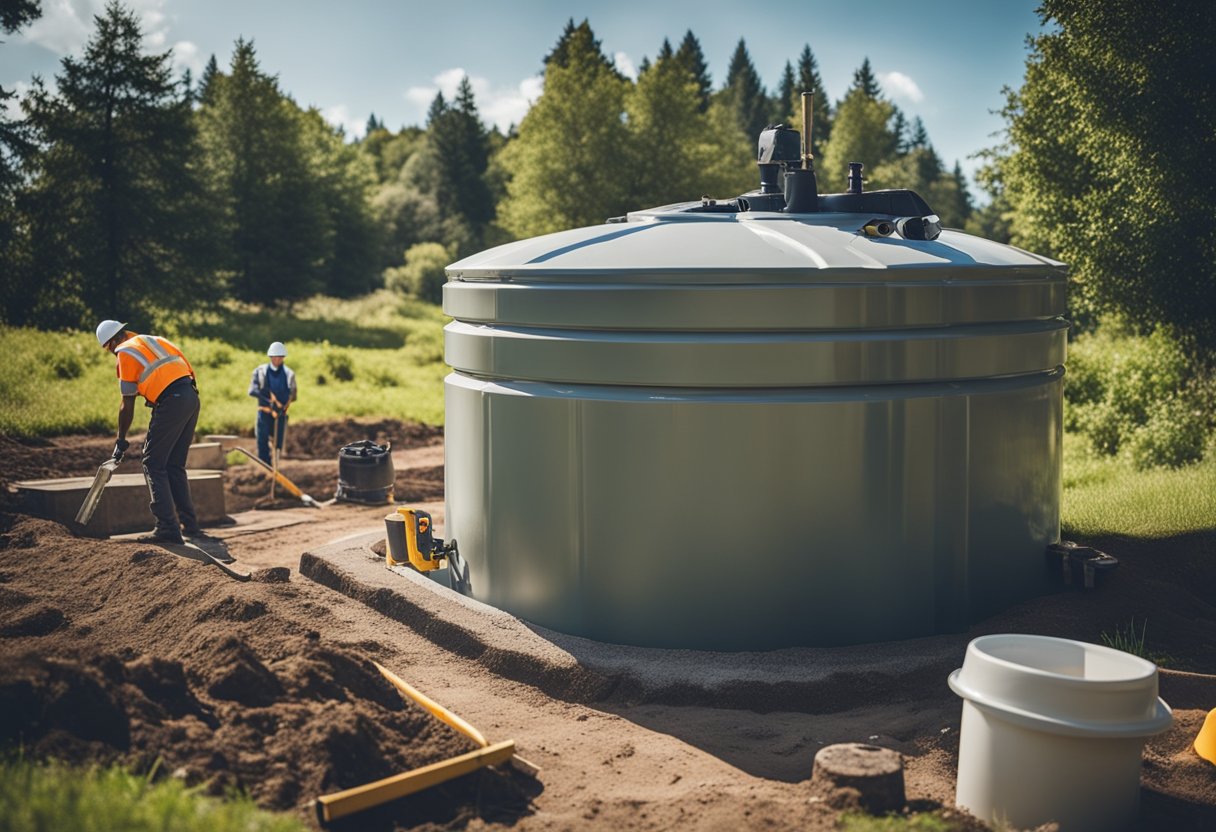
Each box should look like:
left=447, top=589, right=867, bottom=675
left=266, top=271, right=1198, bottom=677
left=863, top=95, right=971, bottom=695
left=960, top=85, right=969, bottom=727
left=4, top=1, right=1209, bottom=361
left=0, top=5, right=979, bottom=326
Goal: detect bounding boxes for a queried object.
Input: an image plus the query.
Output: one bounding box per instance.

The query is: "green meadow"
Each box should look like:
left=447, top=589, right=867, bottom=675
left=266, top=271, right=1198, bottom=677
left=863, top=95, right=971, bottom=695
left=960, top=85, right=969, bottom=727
left=0, top=291, right=448, bottom=438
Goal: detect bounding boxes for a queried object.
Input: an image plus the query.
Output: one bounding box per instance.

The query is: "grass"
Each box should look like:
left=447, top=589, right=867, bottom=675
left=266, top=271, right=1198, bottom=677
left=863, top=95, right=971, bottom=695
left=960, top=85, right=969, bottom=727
left=1099, top=617, right=1174, bottom=666
left=0, top=291, right=448, bottom=437
left=1061, top=432, right=1216, bottom=538
left=3, top=292, right=1214, bottom=545
left=0, top=756, right=308, bottom=832
left=839, top=812, right=970, bottom=831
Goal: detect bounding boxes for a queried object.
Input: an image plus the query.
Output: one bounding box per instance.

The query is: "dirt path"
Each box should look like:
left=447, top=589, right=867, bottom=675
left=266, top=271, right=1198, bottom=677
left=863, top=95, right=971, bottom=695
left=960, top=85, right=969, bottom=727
left=1, top=421, right=1214, bottom=830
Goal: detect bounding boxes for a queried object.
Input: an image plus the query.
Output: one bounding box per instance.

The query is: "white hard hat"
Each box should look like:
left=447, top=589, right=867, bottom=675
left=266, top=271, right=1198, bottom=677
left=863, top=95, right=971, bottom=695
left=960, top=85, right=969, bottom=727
left=95, top=320, right=127, bottom=347
left=267, top=341, right=287, bottom=357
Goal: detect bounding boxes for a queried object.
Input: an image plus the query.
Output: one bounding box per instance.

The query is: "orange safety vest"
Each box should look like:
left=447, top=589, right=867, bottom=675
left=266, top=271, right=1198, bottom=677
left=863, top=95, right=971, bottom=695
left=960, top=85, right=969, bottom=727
left=115, top=333, right=195, bottom=404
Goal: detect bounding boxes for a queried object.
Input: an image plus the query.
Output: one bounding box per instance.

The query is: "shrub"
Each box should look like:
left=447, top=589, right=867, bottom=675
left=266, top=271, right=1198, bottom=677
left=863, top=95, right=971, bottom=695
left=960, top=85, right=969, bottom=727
left=1065, top=321, right=1215, bottom=469
left=199, top=345, right=233, bottom=369
left=49, top=351, right=84, bottom=380
left=385, top=242, right=452, bottom=305
left=1127, top=397, right=1210, bottom=470
left=323, top=350, right=354, bottom=382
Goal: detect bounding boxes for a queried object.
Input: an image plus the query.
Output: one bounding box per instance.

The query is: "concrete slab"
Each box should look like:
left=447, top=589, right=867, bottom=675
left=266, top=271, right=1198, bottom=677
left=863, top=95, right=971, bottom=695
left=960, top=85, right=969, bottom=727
left=187, top=442, right=224, bottom=470
left=203, top=434, right=242, bottom=454
left=15, top=470, right=227, bottom=538
left=299, top=531, right=969, bottom=711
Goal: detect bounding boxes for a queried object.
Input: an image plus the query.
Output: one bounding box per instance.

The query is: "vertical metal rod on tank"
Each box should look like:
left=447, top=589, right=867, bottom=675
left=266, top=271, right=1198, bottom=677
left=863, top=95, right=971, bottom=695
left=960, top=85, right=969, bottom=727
left=801, top=91, right=814, bottom=169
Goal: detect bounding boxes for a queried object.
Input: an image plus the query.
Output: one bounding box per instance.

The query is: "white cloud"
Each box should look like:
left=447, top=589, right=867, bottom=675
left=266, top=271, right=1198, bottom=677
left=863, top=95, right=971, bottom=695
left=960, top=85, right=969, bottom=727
left=480, top=75, right=543, bottom=132
left=321, top=104, right=365, bottom=140
left=404, top=69, right=544, bottom=133
left=613, top=52, right=636, bottom=81
left=879, top=71, right=924, bottom=103
left=21, top=0, right=177, bottom=57
left=2, top=81, right=31, bottom=121
left=172, top=41, right=202, bottom=76
left=21, top=0, right=92, bottom=54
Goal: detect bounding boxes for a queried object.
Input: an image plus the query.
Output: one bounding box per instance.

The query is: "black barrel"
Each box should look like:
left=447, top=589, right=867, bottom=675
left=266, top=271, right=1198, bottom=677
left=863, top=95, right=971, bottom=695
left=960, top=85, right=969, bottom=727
left=336, top=440, right=394, bottom=504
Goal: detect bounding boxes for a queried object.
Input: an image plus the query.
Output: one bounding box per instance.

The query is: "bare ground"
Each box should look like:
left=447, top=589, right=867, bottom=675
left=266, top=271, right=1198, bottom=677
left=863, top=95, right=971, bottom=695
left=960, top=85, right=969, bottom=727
left=1, top=420, right=1213, bottom=830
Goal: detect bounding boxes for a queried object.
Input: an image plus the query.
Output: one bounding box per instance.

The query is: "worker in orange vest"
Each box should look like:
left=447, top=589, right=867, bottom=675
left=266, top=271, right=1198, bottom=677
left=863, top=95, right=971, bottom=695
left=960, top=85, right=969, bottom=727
left=95, top=320, right=204, bottom=545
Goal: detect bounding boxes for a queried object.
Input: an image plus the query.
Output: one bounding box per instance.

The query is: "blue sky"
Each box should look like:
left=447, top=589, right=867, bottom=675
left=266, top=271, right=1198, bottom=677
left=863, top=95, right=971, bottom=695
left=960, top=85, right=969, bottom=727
left=2, top=0, right=1044, bottom=187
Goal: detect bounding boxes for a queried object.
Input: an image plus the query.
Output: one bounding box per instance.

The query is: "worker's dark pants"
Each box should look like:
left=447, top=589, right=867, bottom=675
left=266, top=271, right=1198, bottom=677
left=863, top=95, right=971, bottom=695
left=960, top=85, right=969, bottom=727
left=143, top=378, right=200, bottom=537
left=255, top=410, right=287, bottom=466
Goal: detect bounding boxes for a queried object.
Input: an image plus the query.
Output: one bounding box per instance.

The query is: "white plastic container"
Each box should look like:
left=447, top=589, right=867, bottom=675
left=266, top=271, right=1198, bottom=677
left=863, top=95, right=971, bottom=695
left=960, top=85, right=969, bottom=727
left=949, top=634, right=1172, bottom=831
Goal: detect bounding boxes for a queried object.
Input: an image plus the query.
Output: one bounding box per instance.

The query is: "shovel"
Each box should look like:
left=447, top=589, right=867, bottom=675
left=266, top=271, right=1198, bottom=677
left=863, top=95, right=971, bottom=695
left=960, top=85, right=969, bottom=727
left=229, top=447, right=320, bottom=508
left=270, top=409, right=279, bottom=502
left=74, top=458, right=119, bottom=526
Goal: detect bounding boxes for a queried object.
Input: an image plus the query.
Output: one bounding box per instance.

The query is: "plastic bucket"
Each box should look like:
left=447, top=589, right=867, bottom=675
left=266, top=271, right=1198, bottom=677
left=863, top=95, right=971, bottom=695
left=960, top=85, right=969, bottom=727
left=949, top=634, right=1172, bottom=831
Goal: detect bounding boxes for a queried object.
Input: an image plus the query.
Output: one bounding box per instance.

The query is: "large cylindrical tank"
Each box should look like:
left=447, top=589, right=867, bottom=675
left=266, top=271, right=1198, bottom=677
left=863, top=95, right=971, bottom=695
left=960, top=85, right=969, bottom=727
left=442, top=206, right=1066, bottom=650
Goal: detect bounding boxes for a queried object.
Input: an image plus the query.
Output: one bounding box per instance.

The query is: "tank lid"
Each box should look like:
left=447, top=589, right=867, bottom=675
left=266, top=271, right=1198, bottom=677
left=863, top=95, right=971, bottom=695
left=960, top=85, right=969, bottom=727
left=447, top=211, right=1065, bottom=282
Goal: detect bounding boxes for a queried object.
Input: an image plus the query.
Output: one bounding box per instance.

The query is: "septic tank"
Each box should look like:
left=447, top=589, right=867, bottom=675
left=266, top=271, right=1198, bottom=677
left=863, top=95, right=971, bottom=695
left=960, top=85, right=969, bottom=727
left=441, top=121, right=1066, bottom=651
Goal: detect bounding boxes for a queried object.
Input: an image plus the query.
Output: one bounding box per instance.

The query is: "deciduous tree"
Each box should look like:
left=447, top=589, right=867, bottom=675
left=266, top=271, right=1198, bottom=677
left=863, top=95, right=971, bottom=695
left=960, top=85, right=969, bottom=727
left=819, top=65, right=898, bottom=192
left=499, top=21, right=630, bottom=236
left=999, top=0, right=1216, bottom=349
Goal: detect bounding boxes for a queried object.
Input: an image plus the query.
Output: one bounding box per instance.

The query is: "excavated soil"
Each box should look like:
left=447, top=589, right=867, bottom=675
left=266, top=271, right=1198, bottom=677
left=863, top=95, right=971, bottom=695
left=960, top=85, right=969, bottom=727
left=1, top=419, right=1215, bottom=830
left=0, top=516, right=534, bottom=830
left=0, top=419, right=445, bottom=513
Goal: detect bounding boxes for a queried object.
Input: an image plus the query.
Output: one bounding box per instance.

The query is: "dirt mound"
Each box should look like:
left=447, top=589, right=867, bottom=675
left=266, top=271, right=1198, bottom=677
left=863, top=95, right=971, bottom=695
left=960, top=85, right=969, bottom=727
left=285, top=419, right=442, bottom=461
left=0, top=515, right=531, bottom=828
left=0, top=418, right=443, bottom=514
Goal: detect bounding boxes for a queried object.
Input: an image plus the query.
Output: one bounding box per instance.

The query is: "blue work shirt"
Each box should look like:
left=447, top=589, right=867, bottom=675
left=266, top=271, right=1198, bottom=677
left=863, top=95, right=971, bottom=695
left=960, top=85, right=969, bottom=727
left=249, top=362, right=298, bottom=408
left=266, top=365, right=291, bottom=405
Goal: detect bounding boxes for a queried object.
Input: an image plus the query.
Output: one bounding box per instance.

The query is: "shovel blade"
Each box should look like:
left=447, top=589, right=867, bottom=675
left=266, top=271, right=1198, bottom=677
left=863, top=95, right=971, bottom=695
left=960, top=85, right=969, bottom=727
left=74, top=459, right=119, bottom=526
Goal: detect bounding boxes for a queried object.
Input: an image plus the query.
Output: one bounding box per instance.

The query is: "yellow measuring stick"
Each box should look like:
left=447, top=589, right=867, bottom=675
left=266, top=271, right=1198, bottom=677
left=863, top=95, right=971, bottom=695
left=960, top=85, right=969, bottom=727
left=315, top=739, right=515, bottom=823
left=373, top=661, right=541, bottom=778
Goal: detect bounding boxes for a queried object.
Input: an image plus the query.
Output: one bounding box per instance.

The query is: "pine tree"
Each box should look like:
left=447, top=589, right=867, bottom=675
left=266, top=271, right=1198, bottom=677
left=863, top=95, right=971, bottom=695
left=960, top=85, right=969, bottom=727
left=657, top=38, right=673, bottom=63
left=181, top=68, right=194, bottom=105
left=909, top=117, right=929, bottom=149
left=625, top=51, right=752, bottom=208
left=674, top=30, right=712, bottom=112
left=501, top=20, right=631, bottom=236
left=775, top=61, right=795, bottom=125
left=198, top=53, right=219, bottom=106
left=793, top=44, right=832, bottom=160
left=196, top=38, right=327, bottom=303
left=720, top=39, right=768, bottom=143
left=15, top=1, right=217, bottom=326
left=427, top=76, right=494, bottom=249
left=891, top=109, right=908, bottom=154
left=0, top=0, right=39, bottom=34
left=426, top=92, right=447, bottom=126
left=544, top=18, right=621, bottom=78
left=852, top=58, right=881, bottom=98
left=0, top=0, right=41, bottom=322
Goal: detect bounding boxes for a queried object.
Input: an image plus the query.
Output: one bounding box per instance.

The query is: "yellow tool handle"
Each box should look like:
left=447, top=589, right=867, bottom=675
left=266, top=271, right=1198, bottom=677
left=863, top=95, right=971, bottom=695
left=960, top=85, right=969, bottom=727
left=229, top=446, right=303, bottom=498
left=373, top=661, right=488, bottom=746
left=315, top=739, right=515, bottom=822
left=271, top=470, right=299, bottom=497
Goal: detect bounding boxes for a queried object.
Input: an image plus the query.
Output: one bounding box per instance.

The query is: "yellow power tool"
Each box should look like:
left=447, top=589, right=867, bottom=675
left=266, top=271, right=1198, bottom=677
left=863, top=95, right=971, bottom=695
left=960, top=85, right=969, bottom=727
left=384, top=507, right=456, bottom=572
